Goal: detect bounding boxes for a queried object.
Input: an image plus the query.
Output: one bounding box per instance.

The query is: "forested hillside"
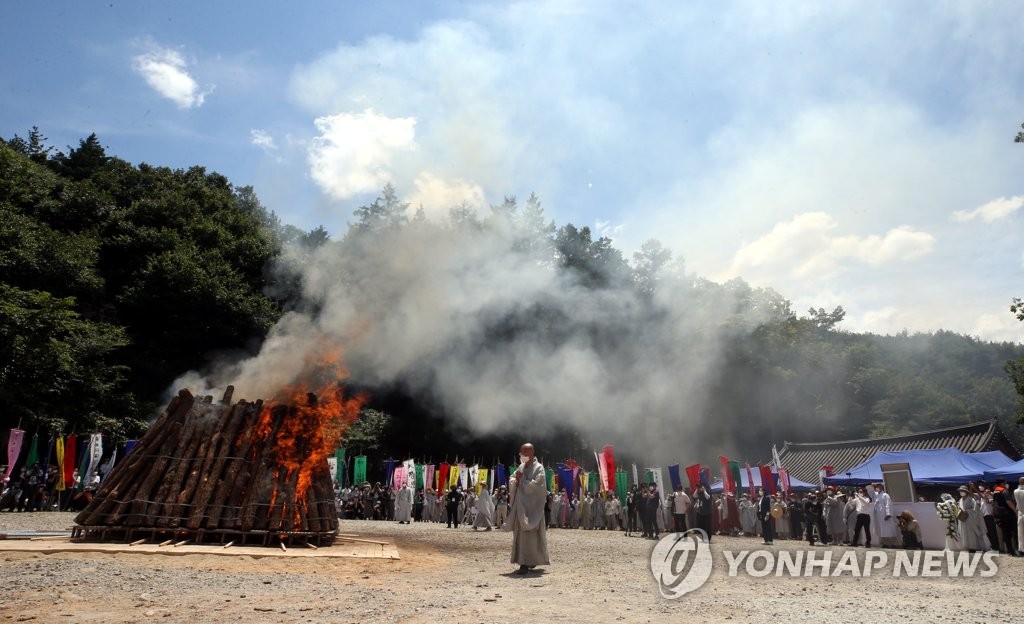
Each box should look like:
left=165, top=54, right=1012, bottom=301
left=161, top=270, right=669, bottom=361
left=2, top=129, right=1022, bottom=462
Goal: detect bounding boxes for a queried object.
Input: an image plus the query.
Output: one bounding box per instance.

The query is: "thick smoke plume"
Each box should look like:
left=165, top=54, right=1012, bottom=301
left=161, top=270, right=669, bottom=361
left=173, top=196, right=794, bottom=464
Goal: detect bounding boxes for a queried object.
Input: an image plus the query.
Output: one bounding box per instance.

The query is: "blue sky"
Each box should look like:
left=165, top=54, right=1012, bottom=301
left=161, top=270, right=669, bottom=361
left=3, top=1, right=1023, bottom=342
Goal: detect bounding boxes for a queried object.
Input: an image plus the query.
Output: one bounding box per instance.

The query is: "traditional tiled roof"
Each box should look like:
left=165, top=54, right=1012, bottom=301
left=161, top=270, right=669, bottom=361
left=776, top=419, right=1021, bottom=485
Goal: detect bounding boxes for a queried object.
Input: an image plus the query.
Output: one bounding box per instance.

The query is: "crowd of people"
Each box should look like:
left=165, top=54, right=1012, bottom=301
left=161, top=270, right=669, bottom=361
left=0, top=464, right=100, bottom=513
left=332, top=476, right=1024, bottom=555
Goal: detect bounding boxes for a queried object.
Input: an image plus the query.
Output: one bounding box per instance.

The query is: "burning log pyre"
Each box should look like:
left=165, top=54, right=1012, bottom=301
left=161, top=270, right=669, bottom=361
left=73, top=384, right=360, bottom=547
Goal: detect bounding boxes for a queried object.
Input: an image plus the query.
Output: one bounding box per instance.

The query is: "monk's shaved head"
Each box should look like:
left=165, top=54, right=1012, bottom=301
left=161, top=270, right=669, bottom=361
left=520, top=443, right=535, bottom=457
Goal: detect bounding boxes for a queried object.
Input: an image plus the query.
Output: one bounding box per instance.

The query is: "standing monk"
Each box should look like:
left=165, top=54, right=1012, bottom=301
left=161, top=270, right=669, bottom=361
left=509, top=443, right=550, bottom=574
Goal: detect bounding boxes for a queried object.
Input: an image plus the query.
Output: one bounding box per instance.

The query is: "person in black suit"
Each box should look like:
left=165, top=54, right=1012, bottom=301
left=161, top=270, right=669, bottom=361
left=445, top=485, right=463, bottom=528
left=758, top=488, right=774, bottom=545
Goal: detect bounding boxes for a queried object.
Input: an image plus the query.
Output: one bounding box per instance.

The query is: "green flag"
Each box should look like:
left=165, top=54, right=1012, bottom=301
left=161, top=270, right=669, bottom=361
left=354, top=455, right=367, bottom=485
left=24, top=434, right=39, bottom=469
left=545, top=468, right=555, bottom=492
left=728, top=461, right=743, bottom=494
left=334, top=448, right=346, bottom=486
left=415, top=464, right=424, bottom=489
left=615, top=469, right=628, bottom=505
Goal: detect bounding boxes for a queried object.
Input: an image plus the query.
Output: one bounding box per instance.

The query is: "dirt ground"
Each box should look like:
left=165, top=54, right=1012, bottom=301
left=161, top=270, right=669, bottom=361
left=0, top=512, right=1019, bottom=623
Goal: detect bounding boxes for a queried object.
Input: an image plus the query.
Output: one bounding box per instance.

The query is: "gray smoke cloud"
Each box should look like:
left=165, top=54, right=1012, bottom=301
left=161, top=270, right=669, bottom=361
left=172, top=201, right=789, bottom=463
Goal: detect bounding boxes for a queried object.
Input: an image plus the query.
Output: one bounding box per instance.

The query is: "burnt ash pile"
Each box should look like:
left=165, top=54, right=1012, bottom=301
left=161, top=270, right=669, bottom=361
left=73, top=388, right=339, bottom=547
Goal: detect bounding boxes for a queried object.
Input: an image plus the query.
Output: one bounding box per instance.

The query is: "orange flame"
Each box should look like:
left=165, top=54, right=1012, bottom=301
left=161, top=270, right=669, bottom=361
left=253, top=345, right=366, bottom=527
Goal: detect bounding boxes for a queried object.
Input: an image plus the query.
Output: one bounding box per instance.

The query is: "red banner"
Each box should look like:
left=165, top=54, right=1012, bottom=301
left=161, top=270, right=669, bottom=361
left=685, top=464, right=701, bottom=492
left=758, top=464, right=776, bottom=494
left=438, top=463, right=450, bottom=491
left=746, top=463, right=756, bottom=499
left=779, top=468, right=792, bottom=495
left=63, top=434, right=77, bottom=488
left=719, top=455, right=734, bottom=494
left=602, top=445, right=616, bottom=491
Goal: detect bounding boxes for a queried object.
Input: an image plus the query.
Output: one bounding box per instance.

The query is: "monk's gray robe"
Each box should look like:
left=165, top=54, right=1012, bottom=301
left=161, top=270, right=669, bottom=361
left=509, top=460, right=550, bottom=567
left=474, top=489, right=495, bottom=529
left=395, top=487, right=413, bottom=522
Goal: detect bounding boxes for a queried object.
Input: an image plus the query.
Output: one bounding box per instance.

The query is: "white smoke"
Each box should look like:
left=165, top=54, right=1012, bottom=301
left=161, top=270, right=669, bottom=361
left=172, top=199, right=788, bottom=461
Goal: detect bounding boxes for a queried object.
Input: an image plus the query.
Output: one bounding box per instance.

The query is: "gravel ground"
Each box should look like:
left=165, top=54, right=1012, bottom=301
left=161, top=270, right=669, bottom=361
left=0, top=512, right=1018, bottom=623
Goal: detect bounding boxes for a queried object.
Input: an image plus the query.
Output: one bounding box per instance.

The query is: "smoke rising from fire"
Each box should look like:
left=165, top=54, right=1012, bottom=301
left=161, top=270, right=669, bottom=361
left=173, top=199, right=794, bottom=464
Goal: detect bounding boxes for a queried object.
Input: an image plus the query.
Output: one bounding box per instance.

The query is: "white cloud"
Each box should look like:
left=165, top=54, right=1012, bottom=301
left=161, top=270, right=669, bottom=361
left=132, top=46, right=210, bottom=109
left=307, top=109, right=417, bottom=199
left=250, top=129, right=277, bottom=152
left=971, top=309, right=1023, bottom=343
left=724, top=212, right=935, bottom=282
left=951, top=195, right=1024, bottom=223
left=405, top=172, right=486, bottom=220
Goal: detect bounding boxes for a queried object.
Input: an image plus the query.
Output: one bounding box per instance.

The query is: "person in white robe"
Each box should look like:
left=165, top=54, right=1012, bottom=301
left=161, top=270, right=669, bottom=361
left=1014, top=477, right=1024, bottom=555
left=738, top=494, right=757, bottom=535
left=957, top=485, right=988, bottom=551
left=508, top=443, right=550, bottom=573
left=473, top=487, right=495, bottom=530
left=494, top=486, right=509, bottom=528
left=872, top=483, right=899, bottom=547
left=550, top=491, right=563, bottom=528
left=580, top=493, right=592, bottom=529
left=395, top=485, right=414, bottom=524
left=824, top=490, right=846, bottom=544
left=423, top=489, right=437, bottom=523
left=843, top=494, right=858, bottom=545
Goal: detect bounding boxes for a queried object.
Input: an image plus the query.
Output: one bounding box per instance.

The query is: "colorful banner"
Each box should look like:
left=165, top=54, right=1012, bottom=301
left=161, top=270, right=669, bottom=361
left=84, top=433, right=103, bottom=487
left=423, top=464, right=434, bottom=490
left=699, top=467, right=711, bottom=489
left=55, top=437, right=66, bottom=491
left=392, top=466, right=407, bottom=491
left=685, top=464, right=701, bottom=492
left=63, top=434, right=77, bottom=488
left=758, top=464, right=776, bottom=494
left=40, top=437, right=54, bottom=480
left=668, top=464, right=682, bottom=491
left=449, top=464, right=461, bottom=489
left=124, top=439, right=138, bottom=457
left=4, top=429, right=24, bottom=483
left=728, top=461, right=743, bottom=495
left=556, top=463, right=572, bottom=493
left=334, top=448, right=346, bottom=485
left=719, top=456, right=734, bottom=494
left=353, top=455, right=367, bottom=485
left=403, top=459, right=415, bottom=489
left=458, top=463, right=468, bottom=490
left=745, top=463, right=756, bottom=499
left=416, top=464, right=425, bottom=489
left=615, top=469, right=627, bottom=505
left=477, top=468, right=489, bottom=494
left=495, top=464, right=506, bottom=488
left=546, top=467, right=555, bottom=492
left=24, top=434, right=39, bottom=469
left=595, top=451, right=607, bottom=493
left=651, top=467, right=665, bottom=500
left=384, top=459, right=396, bottom=486
left=602, top=445, right=616, bottom=491
left=779, top=468, right=792, bottom=495
left=438, top=463, right=450, bottom=490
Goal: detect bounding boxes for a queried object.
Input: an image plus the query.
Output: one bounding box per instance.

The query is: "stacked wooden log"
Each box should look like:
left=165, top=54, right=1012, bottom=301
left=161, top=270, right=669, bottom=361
left=74, top=387, right=338, bottom=541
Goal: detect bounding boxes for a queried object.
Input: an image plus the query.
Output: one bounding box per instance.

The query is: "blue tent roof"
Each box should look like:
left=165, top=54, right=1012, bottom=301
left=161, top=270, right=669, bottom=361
left=822, top=447, right=1002, bottom=486
left=971, top=450, right=1015, bottom=470
left=983, top=457, right=1024, bottom=481
left=710, top=469, right=817, bottom=493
